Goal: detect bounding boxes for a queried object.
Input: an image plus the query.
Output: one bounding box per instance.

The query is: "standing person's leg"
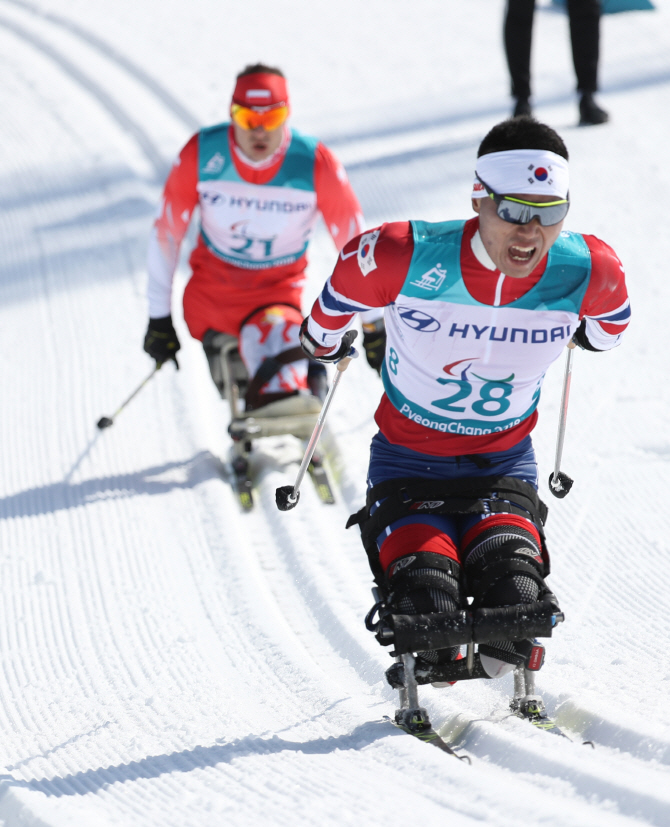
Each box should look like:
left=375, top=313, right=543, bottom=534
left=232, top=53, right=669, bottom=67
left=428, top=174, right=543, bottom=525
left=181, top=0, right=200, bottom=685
left=504, top=0, right=536, bottom=117
left=567, top=0, right=609, bottom=125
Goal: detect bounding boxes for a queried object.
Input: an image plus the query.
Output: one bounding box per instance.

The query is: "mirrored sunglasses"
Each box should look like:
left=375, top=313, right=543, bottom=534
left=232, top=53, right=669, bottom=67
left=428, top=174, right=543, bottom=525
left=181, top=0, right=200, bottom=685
left=476, top=174, right=569, bottom=226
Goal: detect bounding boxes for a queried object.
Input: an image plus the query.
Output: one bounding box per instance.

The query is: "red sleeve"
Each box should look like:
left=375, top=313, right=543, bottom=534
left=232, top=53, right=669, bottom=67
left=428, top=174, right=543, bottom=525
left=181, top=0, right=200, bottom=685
left=314, top=142, right=365, bottom=251
left=307, top=222, right=413, bottom=344
left=578, top=235, right=630, bottom=347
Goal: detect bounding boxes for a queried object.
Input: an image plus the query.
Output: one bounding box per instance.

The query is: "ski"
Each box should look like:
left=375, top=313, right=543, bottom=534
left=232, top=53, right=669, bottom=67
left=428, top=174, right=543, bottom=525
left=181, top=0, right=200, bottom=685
left=507, top=657, right=592, bottom=742
left=307, top=451, right=335, bottom=504
left=513, top=703, right=595, bottom=746
left=514, top=706, right=569, bottom=738
left=384, top=714, right=470, bottom=761
left=231, top=453, right=254, bottom=511
left=382, top=653, right=470, bottom=761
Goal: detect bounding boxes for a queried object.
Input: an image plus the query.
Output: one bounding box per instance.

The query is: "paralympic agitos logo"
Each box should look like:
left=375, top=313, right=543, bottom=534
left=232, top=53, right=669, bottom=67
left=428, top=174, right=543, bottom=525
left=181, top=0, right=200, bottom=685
left=441, top=357, right=515, bottom=387
left=398, top=306, right=441, bottom=332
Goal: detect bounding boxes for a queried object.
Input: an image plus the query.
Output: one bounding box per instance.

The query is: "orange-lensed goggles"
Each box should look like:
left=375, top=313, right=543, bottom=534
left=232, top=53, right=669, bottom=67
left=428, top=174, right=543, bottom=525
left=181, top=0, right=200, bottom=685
left=230, top=103, right=289, bottom=131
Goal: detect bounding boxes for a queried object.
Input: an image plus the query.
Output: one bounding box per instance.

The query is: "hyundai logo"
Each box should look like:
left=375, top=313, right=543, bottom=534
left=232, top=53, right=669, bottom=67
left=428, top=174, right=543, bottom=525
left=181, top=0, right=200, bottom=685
left=398, top=307, right=441, bottom=332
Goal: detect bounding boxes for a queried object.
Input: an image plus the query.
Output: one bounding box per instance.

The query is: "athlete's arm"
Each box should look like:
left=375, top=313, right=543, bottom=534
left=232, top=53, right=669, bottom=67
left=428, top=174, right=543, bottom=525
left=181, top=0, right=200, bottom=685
left=146, top=134, right=199, bottom=317
left=305, top=222, right=413, bottom=353
left=573, top=236, right=630, bottom=351
left=314, top=143, right=365, bottom=252
left=314, top=142, right=389, bottom=330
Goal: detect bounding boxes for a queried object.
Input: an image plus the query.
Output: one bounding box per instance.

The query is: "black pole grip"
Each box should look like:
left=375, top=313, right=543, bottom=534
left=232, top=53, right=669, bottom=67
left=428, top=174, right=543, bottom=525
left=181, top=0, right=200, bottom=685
left=549, top=471, right=574, bottom=498
left=276, top=485, right=300, bottom=511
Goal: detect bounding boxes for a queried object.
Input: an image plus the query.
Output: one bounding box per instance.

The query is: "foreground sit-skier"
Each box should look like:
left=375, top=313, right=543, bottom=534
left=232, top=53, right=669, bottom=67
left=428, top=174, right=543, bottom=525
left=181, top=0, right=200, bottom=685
left=299, top=117, right=630, bottom=732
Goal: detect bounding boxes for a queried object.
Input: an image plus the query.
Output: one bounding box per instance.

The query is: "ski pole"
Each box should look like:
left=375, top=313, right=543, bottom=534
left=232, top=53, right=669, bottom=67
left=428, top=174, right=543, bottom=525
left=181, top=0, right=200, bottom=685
left=97, top=362, right=165, bottom=429
left=275, top=346, right=358, bottom=511
left=548, top=345, right=575, bottom=498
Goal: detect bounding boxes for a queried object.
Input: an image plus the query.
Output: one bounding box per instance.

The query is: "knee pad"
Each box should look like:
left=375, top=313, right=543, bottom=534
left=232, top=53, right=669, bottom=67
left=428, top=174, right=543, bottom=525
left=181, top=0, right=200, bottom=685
left=386, top=551, right=464, bottom=665
left=463, top=522, right=547, bottom=610
left=387, top=551, right=463, bottom=613
left=463, top=522, right=550, bottom=672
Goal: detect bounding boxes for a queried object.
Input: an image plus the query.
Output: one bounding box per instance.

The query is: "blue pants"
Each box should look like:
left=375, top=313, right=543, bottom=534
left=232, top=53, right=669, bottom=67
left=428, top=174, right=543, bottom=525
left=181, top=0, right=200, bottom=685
left=367, top=433, right=539, bottom=554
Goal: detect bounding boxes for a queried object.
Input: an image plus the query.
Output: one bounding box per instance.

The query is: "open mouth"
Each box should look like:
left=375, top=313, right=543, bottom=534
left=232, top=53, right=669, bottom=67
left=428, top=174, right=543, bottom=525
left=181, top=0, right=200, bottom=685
left=509, top=245, right=536, bottom=263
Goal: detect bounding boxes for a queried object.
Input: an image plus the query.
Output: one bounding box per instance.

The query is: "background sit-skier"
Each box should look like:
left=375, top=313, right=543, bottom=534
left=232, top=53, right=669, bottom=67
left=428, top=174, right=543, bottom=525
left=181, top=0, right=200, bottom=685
left=300, top=117, right=630, bottom=682
left=143, top=62, right=385, bottom=413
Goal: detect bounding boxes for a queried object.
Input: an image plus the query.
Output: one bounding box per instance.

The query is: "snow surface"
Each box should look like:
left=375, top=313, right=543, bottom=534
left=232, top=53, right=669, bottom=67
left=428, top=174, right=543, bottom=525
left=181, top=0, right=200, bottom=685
left=0, top=0, right=669, bottom=824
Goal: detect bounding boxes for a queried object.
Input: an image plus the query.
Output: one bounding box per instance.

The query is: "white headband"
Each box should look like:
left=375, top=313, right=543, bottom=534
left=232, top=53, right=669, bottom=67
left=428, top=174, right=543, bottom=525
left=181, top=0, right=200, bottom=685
left=471, top=149, right=569, bottom=199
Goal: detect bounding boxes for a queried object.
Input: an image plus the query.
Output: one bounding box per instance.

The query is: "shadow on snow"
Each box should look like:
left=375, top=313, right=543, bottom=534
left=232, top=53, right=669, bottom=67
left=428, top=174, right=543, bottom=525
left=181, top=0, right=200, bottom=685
left=0, top=451, right=227, bottom=521
left=0, top=721, right=395, bottom=798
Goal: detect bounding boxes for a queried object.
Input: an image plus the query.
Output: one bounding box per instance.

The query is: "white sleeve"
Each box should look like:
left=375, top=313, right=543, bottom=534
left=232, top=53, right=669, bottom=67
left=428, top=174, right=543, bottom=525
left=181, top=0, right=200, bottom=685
left=146, top=225, right=177, bottom=318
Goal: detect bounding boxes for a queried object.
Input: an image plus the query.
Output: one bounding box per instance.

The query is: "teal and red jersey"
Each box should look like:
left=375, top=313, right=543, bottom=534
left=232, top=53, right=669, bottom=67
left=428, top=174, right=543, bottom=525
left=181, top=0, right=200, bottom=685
left=147, top=123, right=364, bottom=338
left=307, top=218, right=630, bottom=455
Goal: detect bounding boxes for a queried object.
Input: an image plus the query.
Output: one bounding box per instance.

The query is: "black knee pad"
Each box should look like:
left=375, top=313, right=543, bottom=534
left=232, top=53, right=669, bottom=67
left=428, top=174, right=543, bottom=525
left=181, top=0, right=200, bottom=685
left=464, top=524, right=551, bottom=667
left=463, top=524, right=547, bottom=610
left=386, top=551, right=464, bottom=612
left=386, top=552, right=464, bottom=665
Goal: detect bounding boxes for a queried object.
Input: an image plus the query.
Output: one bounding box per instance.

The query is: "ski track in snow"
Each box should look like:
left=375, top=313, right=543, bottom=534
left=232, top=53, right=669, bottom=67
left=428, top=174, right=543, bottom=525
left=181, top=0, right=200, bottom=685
left=1, top=1, right=670, bottom=824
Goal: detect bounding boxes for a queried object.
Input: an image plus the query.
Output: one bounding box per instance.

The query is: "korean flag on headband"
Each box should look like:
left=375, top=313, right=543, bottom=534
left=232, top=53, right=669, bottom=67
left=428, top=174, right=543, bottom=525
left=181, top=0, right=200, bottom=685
left=357, top=229, right=381, bottom=276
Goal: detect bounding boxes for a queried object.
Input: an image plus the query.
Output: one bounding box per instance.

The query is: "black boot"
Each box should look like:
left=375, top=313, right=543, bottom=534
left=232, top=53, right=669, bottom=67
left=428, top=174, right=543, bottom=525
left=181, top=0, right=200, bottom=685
left=463, top=526, right=548, bottom=676
left=579, top=93, right=609, bottom=126
left=386, top=552, right=464, bottom=665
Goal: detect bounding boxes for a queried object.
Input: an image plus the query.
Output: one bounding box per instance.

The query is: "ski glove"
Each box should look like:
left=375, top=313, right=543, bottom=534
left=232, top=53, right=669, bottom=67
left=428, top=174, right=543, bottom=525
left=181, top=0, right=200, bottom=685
left=570, top=319, right=602, bottom=352
left=144, top=315, right=181, bottom=367
left=299, top=317, right=358, bottom=363
left=362, top=318, right=386, bottom=374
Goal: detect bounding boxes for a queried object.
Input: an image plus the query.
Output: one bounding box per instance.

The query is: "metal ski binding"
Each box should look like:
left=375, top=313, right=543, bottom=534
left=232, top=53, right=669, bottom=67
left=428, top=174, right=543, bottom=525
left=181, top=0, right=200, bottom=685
left=395, top=652, right=432, bottom=733
left=509, top=650, right=568, bottom=737
left=391, top=648, right=470, bottom=761
left=510, top=662, right=547, bottom=721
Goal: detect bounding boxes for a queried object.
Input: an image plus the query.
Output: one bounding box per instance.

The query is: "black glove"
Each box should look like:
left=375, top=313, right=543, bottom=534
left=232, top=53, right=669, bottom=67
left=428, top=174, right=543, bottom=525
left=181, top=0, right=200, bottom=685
left=299, top=317, right=358, bottom=362
left=571, top=319, right=601, bottom=352
left=144, top=315, right=181, bottom=366
left=362, top=318, right=386, bottom=374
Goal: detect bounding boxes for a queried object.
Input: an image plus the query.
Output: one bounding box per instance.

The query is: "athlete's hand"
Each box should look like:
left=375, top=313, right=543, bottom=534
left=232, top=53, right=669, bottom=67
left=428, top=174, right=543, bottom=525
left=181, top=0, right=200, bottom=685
left=299, top=317, right=358, bottom=362
left=144, top=315, right=181, bottom=367
left=570, top=319, right=600, bottom=352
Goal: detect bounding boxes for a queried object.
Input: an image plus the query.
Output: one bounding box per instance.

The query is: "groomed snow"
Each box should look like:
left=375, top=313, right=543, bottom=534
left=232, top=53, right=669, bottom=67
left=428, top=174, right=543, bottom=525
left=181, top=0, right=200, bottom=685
left=0, top=0, right=669, bottom=824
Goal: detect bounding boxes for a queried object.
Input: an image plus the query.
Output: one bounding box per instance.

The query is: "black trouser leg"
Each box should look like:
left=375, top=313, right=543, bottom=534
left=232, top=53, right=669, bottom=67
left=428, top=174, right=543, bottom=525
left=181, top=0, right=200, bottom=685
left=202, top=329, right=228, bottom=398
left=567, top=0, right=601, bottom=94
left=504, top=0, right=536, bottom=100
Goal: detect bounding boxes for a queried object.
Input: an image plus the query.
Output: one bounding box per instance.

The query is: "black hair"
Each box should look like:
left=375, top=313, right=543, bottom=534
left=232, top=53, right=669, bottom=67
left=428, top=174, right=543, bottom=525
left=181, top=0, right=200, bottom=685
left=477, top=117, right=569, bottom=160
left=236, top=63, right=285, bottom=79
